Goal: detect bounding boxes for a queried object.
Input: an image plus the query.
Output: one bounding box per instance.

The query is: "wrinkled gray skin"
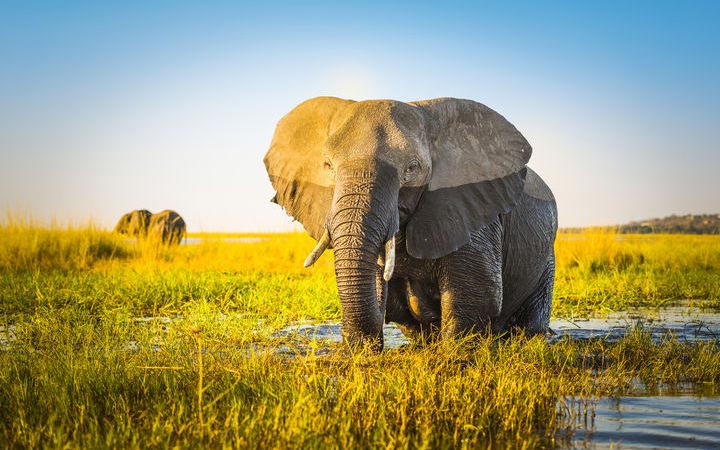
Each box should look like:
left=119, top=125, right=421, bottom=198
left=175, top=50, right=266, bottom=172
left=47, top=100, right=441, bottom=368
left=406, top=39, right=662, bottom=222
left=386, top=177, right=556, bottom=343
left=264, top=97, right=557, bottom=350
left=114, top=209, right=186, bottom=245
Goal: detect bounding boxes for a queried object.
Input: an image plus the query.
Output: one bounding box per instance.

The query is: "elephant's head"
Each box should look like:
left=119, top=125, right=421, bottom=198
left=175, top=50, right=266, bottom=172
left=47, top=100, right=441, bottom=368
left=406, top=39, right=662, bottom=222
left=264, top=97, right=531, bottom=349
left=114, top=209, right=152, bottom=237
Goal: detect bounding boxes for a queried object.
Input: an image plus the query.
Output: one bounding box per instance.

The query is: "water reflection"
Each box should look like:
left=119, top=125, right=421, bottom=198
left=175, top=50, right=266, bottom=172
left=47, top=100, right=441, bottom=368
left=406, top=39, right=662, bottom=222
left=572, top=394, right=720, bottom=449
left=549, top=305, right=720, bottom=343
left=270, top=322, right=409, bottom=356
left=272, top=304, right=720, bottom=353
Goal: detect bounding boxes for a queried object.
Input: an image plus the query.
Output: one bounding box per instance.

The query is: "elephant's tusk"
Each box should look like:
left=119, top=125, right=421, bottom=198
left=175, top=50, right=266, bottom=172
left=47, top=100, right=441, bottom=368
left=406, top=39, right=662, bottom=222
left=304, top=230, right=331, bottom=268
left=383, top=236, right=395, bottom=281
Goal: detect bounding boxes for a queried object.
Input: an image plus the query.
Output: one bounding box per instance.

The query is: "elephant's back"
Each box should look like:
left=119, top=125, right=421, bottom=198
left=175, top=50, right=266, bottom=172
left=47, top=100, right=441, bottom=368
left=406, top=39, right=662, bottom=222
left=150, top=209, right=174, bottom=223
left=522, top=167, right=555, bottom=203
left=149, top=210, right=184, bottom=226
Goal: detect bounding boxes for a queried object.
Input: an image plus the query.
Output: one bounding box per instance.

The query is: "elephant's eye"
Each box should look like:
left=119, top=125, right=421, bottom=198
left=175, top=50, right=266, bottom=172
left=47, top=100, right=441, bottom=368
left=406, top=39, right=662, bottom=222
left=324, top=160, right=333, bottom=170
left=404, top=160, right=421, bottom=178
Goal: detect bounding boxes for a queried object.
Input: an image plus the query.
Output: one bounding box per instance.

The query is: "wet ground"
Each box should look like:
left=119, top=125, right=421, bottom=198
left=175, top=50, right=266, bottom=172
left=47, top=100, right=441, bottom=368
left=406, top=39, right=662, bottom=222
left=273, top=304, right=720, bottom=352
left=549, top=305, right=720, bottom=343
left=3, top=303, right=720, bottom=353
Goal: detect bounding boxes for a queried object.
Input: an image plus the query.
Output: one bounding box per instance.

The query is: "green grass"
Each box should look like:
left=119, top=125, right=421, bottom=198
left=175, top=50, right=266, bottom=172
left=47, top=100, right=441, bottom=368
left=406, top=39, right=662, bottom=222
left=1, top=222, right=719, bottom=448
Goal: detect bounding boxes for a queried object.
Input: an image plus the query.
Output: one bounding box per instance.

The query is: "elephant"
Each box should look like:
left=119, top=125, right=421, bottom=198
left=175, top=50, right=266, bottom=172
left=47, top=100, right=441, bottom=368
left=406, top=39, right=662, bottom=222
left=264, top=97, right=557, bottom=350
left=147, top=210, right=186, bottom=246
left=114, top=209, right=186, bottom=245
left=114, top=209, right=152, bottom=237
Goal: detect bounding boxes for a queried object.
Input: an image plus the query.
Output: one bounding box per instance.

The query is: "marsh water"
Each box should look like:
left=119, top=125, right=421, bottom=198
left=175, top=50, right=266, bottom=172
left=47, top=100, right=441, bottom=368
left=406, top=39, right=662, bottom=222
left=273, top=305, right=720, bottom=349
left=571, top=393, right=720, bottom=449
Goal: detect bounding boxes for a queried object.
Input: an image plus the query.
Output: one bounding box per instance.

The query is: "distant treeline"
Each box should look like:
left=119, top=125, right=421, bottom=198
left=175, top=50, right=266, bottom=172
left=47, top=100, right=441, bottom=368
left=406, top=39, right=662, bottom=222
left=561, top=214, right=720, bottom=234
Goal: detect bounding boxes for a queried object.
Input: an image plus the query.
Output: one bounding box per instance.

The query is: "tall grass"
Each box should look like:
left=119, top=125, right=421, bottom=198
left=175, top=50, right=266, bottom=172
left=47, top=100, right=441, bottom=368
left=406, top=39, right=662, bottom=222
left=0, top=218, right=132, bottom=272
left=1, top=221, right=719, bottom=447
left=554, top=230, right=720, bottom=315
left=2, top=309, right=718, bottom=448
left=3, top=220, right=719, bottom=315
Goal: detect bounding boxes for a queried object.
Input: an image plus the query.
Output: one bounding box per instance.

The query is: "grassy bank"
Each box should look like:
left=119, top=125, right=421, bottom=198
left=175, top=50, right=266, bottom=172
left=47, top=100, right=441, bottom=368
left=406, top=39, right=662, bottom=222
left=1, top=223, right=720, bottom=448
left=554, top=232, right=720, bottom=315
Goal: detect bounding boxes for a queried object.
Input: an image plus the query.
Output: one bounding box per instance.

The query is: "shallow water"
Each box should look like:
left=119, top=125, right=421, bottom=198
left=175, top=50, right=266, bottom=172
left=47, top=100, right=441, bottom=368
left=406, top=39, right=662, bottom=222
left=272, top=304, right=720, bottom=351
left=549, top=305, right=720, bottom=343
left=0, top=325, right=16, bottom=349
left=570, top=394, right=720, bottom=449
left=3, top=305, right=718, bottom=352
left=270, top=322, right=410, bottom=355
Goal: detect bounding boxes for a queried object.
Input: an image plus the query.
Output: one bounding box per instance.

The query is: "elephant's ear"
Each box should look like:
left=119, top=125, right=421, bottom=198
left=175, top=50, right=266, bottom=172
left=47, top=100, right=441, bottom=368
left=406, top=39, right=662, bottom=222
left=264, top=97, right=355, bottom=240
left=406, top=98, right=531, bottom=259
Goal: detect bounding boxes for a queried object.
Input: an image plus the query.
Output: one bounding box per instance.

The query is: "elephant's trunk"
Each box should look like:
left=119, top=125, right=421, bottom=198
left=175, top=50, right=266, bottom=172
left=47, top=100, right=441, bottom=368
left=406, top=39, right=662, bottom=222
left=329, top=160, right=399, bottom=350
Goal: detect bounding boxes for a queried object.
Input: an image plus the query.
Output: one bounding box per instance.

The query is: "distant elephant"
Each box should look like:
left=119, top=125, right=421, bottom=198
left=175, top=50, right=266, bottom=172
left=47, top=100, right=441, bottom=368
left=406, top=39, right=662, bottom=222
left=114, top=209, right=186, bottom=245
left=147, top=210, right=186, bottom=246
left=264, top=97, right=557, bottom=350
left=114, top=209, right=152, bottom=237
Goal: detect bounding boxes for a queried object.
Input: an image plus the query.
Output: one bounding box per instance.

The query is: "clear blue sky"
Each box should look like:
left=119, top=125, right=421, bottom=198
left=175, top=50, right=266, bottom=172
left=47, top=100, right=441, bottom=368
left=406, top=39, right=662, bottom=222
left=1, top=1, right=718, bottom=231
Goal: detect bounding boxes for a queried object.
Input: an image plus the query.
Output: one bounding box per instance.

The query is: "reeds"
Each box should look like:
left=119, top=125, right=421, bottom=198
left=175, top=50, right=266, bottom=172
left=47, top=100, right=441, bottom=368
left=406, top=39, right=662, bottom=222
left=2, top=310, right=718, bottom=448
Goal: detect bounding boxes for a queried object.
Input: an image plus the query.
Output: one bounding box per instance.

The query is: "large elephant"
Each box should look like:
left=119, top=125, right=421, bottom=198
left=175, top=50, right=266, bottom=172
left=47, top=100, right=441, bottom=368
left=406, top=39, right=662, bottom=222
left=264, top=97, right=557, bottom=349
left=114, top=209, right=186, bottom=245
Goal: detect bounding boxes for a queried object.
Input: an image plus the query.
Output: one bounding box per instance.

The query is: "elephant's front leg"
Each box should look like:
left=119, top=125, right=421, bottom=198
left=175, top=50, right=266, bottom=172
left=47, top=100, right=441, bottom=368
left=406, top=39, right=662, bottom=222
left=437, top=221, right=503, bottom=339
